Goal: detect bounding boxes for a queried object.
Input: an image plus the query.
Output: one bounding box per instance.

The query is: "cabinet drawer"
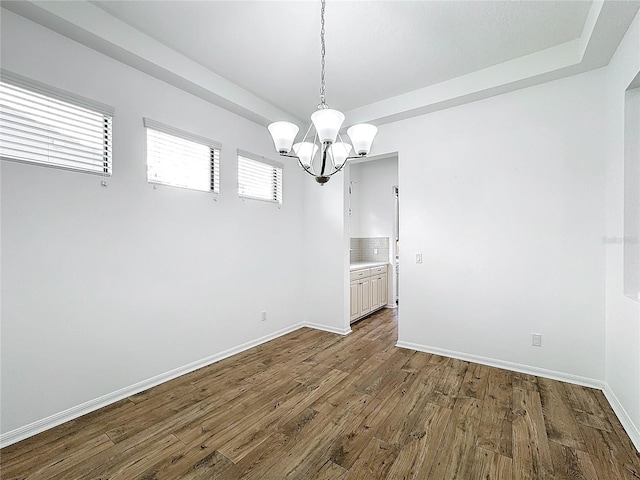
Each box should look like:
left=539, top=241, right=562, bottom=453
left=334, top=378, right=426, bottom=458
left=371, top=265, right=387, bottom=275
left=350, top=268, right=371, bottom=281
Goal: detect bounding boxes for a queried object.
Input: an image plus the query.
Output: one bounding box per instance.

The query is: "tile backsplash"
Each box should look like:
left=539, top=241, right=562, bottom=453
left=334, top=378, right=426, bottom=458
left=350, top=237, right=389, bottom=263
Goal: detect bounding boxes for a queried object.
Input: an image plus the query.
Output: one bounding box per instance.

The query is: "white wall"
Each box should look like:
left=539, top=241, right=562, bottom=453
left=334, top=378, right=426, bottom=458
left=349, top=157, right=398, bottom=247
left=0, top=10, right=307, bottom=436
left=604, top=9, right=640, bottom=448
left=302, top=171, right=351, bottom=335
left=374, top=68, right=608, bottom=383
left=624, top=86, right=640, bottom=300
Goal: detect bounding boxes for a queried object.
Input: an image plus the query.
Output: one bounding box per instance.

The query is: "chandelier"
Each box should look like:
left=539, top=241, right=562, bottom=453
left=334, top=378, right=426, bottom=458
left=267, top=0, right=378, bottom=185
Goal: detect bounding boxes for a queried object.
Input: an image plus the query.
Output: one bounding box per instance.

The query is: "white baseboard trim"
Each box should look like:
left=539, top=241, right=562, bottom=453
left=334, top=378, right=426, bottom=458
left=603, top=383, right=640, bottom=453
left=304, top=322, right=352, bottom=336
left=7, top=325, right=636, bottom=455
left=395, top=341, right=605, bottom=389
left=0, top=322, right=305, bottom=448
left=397, top=340, right=640, bottom=453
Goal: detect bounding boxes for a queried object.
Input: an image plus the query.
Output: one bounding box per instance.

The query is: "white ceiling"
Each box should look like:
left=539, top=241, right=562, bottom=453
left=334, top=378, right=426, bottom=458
left=91, top=0, right=591, bottom=118
left=3, top=1, right=640, bottom=126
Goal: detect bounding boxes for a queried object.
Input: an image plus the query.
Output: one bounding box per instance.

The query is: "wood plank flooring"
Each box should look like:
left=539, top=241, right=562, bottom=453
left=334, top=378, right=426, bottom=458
left=1, top=308, right=639, bottom=479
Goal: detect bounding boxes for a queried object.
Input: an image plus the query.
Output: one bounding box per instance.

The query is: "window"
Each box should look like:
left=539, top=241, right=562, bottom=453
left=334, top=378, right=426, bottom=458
left=0, top=71, right=113, bottom=175
left=237, top=150, right=283, bottom=204
left=144, top=118, right=220, bottom=193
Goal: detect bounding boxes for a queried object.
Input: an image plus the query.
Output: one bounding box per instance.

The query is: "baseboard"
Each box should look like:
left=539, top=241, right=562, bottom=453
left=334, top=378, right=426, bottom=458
left=0, top=322, right=305, bottom=448
left=603, top=383, right=640, bottom=453
left=305, top=322, right=352, bottom=336
left=395, top=341, right=605, bottom=389
left=8, top=325, right=633, bottom=453
left=396, top=340, right=640, bottom=453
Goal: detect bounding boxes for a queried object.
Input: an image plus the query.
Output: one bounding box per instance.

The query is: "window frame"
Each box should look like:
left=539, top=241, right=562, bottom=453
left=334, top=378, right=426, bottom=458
left=237, top=149, right=283, bottom=205
left=0, top=70, right=114, bottom=176
left=144, top=117, right=221, bottom=194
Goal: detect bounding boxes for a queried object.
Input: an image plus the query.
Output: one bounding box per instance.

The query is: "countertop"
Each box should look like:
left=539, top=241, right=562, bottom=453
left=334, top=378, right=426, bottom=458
left=350, top=261, right=390, bottom=271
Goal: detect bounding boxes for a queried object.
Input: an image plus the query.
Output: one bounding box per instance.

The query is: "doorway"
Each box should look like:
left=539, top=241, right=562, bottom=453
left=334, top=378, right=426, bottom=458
left=347, top=153, right=399, bottom=307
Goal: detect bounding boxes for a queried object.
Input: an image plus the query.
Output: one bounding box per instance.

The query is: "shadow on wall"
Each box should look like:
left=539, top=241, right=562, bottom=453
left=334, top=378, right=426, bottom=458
left=624, top=74, right=640, bottom=301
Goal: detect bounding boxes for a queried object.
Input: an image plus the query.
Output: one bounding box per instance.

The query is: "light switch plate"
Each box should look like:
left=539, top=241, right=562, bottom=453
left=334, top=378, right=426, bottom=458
left=416, top=253, right=423, bottom=263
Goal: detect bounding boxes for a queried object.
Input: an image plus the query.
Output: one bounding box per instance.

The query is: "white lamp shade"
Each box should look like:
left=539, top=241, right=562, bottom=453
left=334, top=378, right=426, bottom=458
left=293, top=142, right=319, bottom=168
left=329, top=142, right=352, bottom=166
left=347, top=123, right=378, bottom=155
left=268, top=121, right=299, bottom=154
left=311, top=109, right=345, bottom=144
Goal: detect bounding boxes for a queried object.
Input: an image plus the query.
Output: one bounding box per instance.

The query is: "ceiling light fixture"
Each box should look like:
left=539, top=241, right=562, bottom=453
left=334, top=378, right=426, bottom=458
left=267, top=0, right=378, bottom=185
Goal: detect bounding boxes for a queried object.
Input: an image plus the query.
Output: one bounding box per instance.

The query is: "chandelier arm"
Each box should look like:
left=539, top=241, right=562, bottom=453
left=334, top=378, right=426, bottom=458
left=301, top=165, right=317, bottom=177
left=328, top=154, right=366, bottom=175
left=335, top=156, right=352, bottom=173
left=280, top=152, right=316, bottom=176
left=278, top=153, right=318, bottom=177
left=324, top=160, right=348, bottom=178
left=298, top=159, right=316, bottom=177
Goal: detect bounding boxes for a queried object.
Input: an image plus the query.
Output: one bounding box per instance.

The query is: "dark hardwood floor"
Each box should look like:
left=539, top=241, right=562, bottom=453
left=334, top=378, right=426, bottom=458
left=1, top=308, right=639, bottom=479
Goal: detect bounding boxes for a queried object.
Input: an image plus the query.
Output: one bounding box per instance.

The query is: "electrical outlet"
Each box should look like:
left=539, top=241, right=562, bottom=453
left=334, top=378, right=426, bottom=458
left=261, top=311, right=267, bottom=322
left=532, top=333, right=542, bottom=347
left=373, top=248, right=378, bottom=255
left=416, top=253, right=423, bottom=264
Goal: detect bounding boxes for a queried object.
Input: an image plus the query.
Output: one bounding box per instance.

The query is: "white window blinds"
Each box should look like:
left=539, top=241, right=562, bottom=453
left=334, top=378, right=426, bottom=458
left=144, top=118, right=220, bottom=193
left=0, top=71, right=114, bottom=175
left=237, top=150, right=283, bottom=204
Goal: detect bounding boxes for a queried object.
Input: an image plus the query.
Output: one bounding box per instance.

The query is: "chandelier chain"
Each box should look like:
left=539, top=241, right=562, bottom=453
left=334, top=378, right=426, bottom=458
left=319, top=0, right=326, bottom=108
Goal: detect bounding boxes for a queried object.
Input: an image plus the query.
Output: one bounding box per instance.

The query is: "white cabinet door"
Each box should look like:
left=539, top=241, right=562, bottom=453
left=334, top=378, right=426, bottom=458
left=361, top=277, right=372, bottom=315
left=350, top=280, right=361, bottom=323
left=379, top=273, right=388, bottom=307
left=370, top=275, right=380, bottom=310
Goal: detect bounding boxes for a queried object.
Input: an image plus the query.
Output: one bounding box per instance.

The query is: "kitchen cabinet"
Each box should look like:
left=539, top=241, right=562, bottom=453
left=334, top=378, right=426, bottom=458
left=350, top=264, right=389, bottom=323
left=349, top=281, right=360, bottom=321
